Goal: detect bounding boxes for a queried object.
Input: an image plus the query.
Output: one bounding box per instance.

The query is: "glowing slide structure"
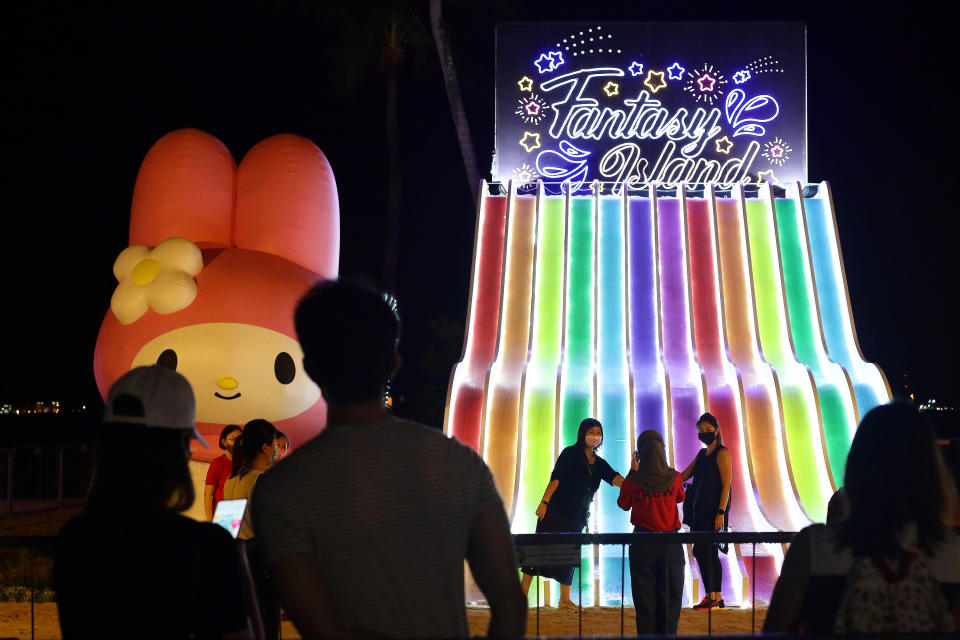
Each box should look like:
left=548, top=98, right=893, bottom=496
left=444, top=181, right=889, bottom=605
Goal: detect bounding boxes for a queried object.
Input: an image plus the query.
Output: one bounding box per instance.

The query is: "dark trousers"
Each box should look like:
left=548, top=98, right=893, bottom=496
left=691, top=541, right=722, bottom=593
left=629, top=535, right=684, bottom=635
left=245, top=539, right=282, bottom=640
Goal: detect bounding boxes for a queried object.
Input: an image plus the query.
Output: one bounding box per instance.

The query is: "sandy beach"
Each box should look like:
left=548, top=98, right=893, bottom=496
left=1, top=602, right=766, bottom=638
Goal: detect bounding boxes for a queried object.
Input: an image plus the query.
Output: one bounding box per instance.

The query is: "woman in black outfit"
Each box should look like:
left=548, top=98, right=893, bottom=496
left=681, top=412, right=732, bottom=609
left=521, top=418, right=625, bottom=609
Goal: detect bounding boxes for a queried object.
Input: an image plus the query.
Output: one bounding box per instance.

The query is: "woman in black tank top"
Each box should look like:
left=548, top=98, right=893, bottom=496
left=680, top=412, right=732, bottom=609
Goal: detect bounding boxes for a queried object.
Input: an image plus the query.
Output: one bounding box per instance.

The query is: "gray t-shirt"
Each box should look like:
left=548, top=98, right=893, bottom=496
left=251, top=415, right=503, bottom=638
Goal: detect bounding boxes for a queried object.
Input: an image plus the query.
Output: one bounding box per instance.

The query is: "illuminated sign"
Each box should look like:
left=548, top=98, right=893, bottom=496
left=494, top=23, right=806, bottom=189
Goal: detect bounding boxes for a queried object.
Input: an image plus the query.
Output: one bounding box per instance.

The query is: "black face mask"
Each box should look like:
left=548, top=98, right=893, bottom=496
left=698, top=431, right=716, bottom=445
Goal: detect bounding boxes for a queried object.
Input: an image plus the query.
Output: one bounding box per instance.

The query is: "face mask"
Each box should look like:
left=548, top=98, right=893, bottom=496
left=585, top=435, right=602, bottom=448
left=698, top=431, right=716, bottom=445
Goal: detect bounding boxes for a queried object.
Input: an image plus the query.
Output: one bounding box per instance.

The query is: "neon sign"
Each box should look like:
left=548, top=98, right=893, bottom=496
left=494, top=23, right=806, bottom=190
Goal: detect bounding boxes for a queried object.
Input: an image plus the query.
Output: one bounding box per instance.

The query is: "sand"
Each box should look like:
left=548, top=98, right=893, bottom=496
left=0, top=602, right=766, bottom=638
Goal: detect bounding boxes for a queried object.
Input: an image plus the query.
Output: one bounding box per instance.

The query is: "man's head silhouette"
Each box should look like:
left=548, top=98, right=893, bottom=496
left=294, top=280, right=401, bottom=405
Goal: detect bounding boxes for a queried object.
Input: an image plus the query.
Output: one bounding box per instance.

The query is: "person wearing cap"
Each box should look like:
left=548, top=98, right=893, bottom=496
left=53, top=365, right=255, bottom=639
left=680, top=412, right=732, bottom=610
left=205, top=424, right=242, bottom=521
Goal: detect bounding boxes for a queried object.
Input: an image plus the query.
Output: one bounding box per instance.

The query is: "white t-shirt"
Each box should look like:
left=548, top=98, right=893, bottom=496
left=251, top=416, right=503, bottom=638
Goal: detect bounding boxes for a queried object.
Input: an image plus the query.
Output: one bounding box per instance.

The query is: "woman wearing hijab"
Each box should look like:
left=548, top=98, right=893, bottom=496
left=521, top=418, right=625, bottom=610
left=617, top=430, right=686, bottom=635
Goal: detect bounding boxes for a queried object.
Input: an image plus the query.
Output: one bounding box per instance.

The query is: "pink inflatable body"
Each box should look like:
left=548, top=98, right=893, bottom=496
left=93, top=129, right=339, bottom=461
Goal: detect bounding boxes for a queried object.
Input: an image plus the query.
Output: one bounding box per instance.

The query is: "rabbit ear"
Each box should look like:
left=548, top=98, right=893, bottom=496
left=234, top=134, right=339, bottom=277
left=129, top=129, right=236, bottom=249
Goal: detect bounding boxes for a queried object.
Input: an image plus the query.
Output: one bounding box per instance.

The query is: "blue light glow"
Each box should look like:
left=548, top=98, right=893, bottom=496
left=666, top=62, right=685, bottom=80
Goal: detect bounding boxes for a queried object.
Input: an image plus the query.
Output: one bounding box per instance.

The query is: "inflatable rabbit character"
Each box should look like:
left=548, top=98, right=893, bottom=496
left=93, top=129, right=338, bottom=461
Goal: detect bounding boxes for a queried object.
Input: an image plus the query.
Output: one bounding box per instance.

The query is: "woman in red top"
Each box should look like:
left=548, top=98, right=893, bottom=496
left=617, top=430, right=685, bottom=635
left=204, top=424, right=241, bottom=521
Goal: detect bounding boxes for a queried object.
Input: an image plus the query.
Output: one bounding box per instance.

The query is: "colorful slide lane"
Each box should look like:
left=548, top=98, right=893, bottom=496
left=774, top=184, right=858, bottom=484
left=444, top=180, right=889, bottom=605
left=801, top=182, right=891, bottom=419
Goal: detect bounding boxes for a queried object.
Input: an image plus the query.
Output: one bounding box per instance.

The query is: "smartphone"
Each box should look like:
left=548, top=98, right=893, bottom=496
left=634, top=450, right=640, bottom=462
left=212, top=498, right=247, bottom=539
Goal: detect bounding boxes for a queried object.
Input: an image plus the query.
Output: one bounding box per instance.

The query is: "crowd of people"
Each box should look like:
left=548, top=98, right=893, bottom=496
left=50, top=278, right=959, bottom=638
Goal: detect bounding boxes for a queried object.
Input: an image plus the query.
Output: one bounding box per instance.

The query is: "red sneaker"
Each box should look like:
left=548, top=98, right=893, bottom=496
left=692, top=597, right=725, bottom=609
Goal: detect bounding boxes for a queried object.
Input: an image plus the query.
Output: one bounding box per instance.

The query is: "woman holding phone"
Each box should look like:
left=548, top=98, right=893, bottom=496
left=520, top=418, right=625, bottom=609
left=618, top=430, right=686, bottom=634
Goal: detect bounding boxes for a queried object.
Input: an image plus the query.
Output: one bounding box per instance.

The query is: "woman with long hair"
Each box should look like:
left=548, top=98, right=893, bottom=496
left=53, top=366, right=254, bottom=639
left=224, top=418, right=280, bottom=640
left=520, top=418, right=625, bottom=609
left=680, top=412, right=732, bottom=609
left=204, top=424, right=241, bottom=520
left=765, top=402, right=960, bottom=633
left=618, top=430, right=686, bottom=634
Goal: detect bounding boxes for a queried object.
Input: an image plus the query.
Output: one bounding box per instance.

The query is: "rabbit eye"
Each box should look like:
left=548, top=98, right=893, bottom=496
left=157, top=349, right=178, bottom=370
left=274, top=352, right=295, bottom=384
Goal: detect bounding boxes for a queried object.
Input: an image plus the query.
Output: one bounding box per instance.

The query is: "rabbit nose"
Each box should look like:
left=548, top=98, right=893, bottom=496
left=218, top=377, right=239, bottom=391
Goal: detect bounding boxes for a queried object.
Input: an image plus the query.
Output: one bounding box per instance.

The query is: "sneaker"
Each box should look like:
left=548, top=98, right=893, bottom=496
left=692, top=597, right=725, bottom=609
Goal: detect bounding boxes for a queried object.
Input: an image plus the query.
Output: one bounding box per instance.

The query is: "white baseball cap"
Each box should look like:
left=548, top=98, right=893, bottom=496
left=104, top=365, right=209, bottom=448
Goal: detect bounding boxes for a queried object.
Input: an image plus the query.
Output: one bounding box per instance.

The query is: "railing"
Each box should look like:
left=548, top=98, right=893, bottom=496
left=513, top=531, right=796, bottom=638
left=1, top=532, right=795, bottom=639
left=0, top=445, right=94, bottom=517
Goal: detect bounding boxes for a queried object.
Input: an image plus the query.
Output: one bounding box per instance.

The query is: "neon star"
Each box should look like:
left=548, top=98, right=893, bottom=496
left=628, top=61, right=644, bottom=76
left=644, top=70, right=667, bottom=94
left=666, top=62, right=685, bottom=80
left=519, top=132, right=541, bottom=153
left=603, top=81, right=619, bottom=97
left=757, top=169, right=777, bottom=183
left=534, top=53, right=553, bottom=74
left=589, top=179, right=603, bottom=194
left=733, top=70, right=751, bottom=84
left=769, top=144, right=784, bottom=158
left=524, top=101, right=541, bottom=116
left=715, top=136, right=733, bottom=154
left=548, top=51, right=565, bottom=68
left=697, top=73, right=717, bottom=92
left=518, top=76, right=534, bottom=91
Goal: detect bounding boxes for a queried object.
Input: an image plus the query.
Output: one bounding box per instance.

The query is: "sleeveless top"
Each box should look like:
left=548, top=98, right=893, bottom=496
left=689, top=445, right=730, bottom=531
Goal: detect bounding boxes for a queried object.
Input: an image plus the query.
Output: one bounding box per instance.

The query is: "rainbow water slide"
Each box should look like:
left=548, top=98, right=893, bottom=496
left=445, top=180, right=888, bottom=604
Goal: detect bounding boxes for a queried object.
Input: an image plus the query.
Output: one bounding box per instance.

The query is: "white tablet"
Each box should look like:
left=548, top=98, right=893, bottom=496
left=212, top=498, right=247, bottom=538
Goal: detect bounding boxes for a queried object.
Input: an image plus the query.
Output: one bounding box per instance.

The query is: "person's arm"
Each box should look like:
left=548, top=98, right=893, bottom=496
left=680, top=454, right=698, bottom=481
left=204, top=485, right=216, bottom=522
left=466, top=504, right=528, bottom=637
left=714, top=448, right=732, bottom=531
left=763, top=528, right=812, bottom=632
left=535, top=479, right=560, bottom=520
left=611, top=474, right=625, bottom=487
left=270, top=554, right=381, bottom=638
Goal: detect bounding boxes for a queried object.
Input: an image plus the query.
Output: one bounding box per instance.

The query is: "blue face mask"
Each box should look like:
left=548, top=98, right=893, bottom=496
left=698, top=431, right=716, bottom=445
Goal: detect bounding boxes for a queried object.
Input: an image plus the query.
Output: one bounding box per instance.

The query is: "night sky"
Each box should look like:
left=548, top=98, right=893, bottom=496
left=3, top=1, right=956, bottom=426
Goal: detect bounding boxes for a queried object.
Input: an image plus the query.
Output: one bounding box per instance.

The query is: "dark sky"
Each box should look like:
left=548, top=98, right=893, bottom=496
left=2, top=1, right=956, bottom=425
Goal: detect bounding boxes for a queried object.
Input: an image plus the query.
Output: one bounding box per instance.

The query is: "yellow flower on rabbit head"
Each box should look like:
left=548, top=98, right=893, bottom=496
left=110, top=237, right=203, bottom=325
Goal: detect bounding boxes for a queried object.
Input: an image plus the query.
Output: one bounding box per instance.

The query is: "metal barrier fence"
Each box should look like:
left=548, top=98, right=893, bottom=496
left=1, top=532, right=795, bottom=639
left=0, top=445, right=94, bottom=517
left=514, top=531, right=796, bottom=637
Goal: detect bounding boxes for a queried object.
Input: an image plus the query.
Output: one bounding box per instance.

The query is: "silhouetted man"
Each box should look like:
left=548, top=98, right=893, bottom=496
left=252, top=280, right=526, bottom=638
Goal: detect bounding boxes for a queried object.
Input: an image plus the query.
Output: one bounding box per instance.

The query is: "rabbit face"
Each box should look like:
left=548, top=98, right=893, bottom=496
left=130, top=323, right=319, bottom=424
left=94, top=129, right=339, bottom=459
